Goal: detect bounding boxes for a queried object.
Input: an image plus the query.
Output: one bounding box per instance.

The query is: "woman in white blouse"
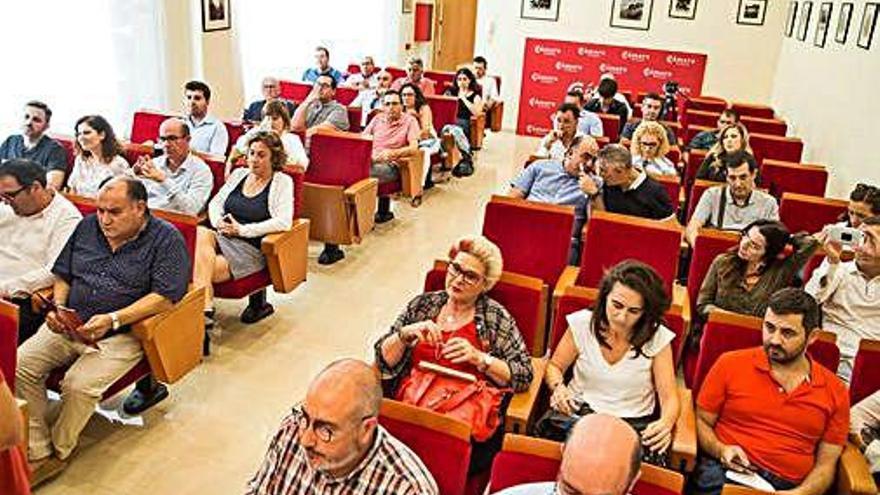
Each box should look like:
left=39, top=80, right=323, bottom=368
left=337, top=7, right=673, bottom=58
left=195, top=131, right=293, bottom=331
left=631, top=120, right=677, bottom=179
left=226, top=100, right=308, bottom=177
left=538, top=260, right=680, bottom=461
left=67, top=115, right=130, bottom=196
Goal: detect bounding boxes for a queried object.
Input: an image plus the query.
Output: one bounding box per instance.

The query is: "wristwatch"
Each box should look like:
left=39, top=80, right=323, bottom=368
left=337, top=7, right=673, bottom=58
left=110, top=312, right=121, bottom=331
left=478, top=353, right=495, bottom=373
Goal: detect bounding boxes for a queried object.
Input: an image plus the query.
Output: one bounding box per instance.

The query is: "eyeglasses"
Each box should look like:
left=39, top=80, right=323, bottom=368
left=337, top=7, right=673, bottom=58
left=447, top=260, right=484, bottom=286
left=383, top=101, right=401, bottom=107
left=315, top=82, right=332, bottom=89
left=294, top=404, right=374, bottom=443
left=262, top=84, right=279, bottom=89
left=639, top=141, right=659, bottom=148
left=0, top=185, right=29, bottom=203
left=401, top=92, right=416, bottom=97
left=159, top=135, right=184, bottom=142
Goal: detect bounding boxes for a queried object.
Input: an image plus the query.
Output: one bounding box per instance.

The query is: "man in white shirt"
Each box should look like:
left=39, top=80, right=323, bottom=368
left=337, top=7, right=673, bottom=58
left=805, top=216, right=880, bottom=383
left=184, top=80, right=229, bottom=156
left=495, top=414, right=642, bottom=495
left=473, top=56, right=499, bottom=108
left=344, top=56, right=381, bottom=90
left=0, top=159, right=81, bottom=342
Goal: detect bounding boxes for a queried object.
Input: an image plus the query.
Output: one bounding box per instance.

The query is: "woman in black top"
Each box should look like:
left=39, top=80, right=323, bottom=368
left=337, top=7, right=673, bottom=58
left=442, top=68, right=483, bottom=177
left=695, top=122, right=750, bottom=182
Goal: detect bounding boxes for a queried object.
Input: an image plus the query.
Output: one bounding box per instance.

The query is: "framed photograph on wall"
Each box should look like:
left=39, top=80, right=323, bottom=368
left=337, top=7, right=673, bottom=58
left=814, top=3, right=833, bottom=47
left=836, top=3, right=854, bottom=44
left=857, top=2, right=879, bottom=49
left=737, top=0, right=768, bottom=25
left=611, top=0, right=654, bottom=30
left=201, top=0, right=231, bottom=32
left=521, top=0, right=561, bottom=21
left=402, top=0, right=414, bottom=14
left=669, top=0, right=697, bottom=19
left=798, top=1, right=813, bottom=40
left=785, top=2, right=799, bottom=37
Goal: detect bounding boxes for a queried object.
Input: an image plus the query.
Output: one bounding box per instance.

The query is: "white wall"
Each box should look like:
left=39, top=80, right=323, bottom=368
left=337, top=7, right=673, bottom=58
left=474, top=0, right=787, bottom=130
left=770, top=0, right=880, bottom=198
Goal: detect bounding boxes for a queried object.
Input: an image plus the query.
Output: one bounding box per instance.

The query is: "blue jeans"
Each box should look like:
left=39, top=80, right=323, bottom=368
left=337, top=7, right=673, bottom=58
left=689, top=456, right=798, bottom=495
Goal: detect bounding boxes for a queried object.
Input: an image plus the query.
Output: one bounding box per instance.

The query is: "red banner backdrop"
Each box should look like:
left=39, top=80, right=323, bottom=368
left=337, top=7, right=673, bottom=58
left=517, top=38, right=708, bottom=137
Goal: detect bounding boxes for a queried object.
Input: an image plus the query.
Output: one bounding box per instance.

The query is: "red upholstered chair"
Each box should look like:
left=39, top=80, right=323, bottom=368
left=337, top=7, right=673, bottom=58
left=684, top=110, right=720, bottom=131
left=667, top=145, right=682, bottom=165
left=384, top=66, right=407, bottom=80
left=749, top=133, right=803, bottom=165
left=851, top=339, right=880, bottom=405
left=0, top=299, right=18, bottom=392
left=656, top=175, right=682, bottom=214
left=194, top=152, right=228, bottom=197
left=741, top=116, right=787, bottom=136
left=760, top=160, right=828, bottom=199
left=346, top=63, right=360, bottom=75
left=684, top=150, right=709, bottom=201
left=346, top=106, right=363, bottom=133
left=487, top=434, right=561, bottom=492
left=335, top=87, right=359, bottom=106
left=425, top=69, right=456, bottom=89
left=779, top=193, right=847, bottom=235
left=686, top=97, right=728, bottom=114
left=730, top=102, right=774, bottom=119
left=277, top=80, right=312, bottom=102
left=598, top=113, right=621, bottom=142
left=379, top=399, right=472, bottom=495
left=131, top=109, right=175, bottom=144
left=686, top=180, right=724, bottom=224
left=489, top=101, right=505, bottom=133
left=223, top=120, right=246, bottom=156
left=684, top=124, right=714, bottom=146
left=49, top=133, right=77, bottom=184
left=427, top=95, right=460, bottom=135
left=685, top=229, right=739, bottom=325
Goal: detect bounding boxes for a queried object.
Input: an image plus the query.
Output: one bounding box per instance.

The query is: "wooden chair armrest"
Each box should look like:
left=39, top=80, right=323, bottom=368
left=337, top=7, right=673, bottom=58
left=469, top=113, right=486, bottom=149
left=673, top=283, right=692, bottom=361
left=837, top=442, right=878, bottom=495
left=671, top=385, right=698, bottom=472
left=506, top=357, right=547, bottom=435
left=395, top=153, right=424, bottom=201
left=261, top=219, right=310, bottom=293
left=489, top=102, right=504, bottom=132
left=344, top=178, right=379, bottom=241
left=552, top=266, right=580, bottom=303
left=16, top=399, right=27, bottom=461
left=440, top=133, right=459, bottom=169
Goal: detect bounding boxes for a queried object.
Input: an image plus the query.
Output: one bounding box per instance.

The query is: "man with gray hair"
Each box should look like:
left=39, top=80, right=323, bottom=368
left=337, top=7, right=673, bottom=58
left=246, top=359, right=438, bottom=494
left=581, top=144, right=674, bottom=220
left=391, top=57, right=437, bottom=96
left=242, top=77, right=296, bottom=123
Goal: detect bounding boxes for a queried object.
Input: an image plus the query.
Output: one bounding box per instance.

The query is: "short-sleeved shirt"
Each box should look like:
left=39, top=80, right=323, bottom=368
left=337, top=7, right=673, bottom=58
left=0, top=134, right=68, bottom=173
left=566, top=309, right=675, bottom=418
left=186, top=114, right=229, bottom=156
left=697, top=347, right=850, bottom=482
left=304, top=100, right=350, bottom=131
left=510, top=159, right=591, bottom=223
left=363, top=112, right=419, bottom=157
left=602, top=171, right=674, bottom=220
left=301, top=66, right=344, bottom=84
left=52, top=215, right=189, bottom=334
left=692, top=185, right=779, bottom=231
left=622, top=119, right=676, bottom=144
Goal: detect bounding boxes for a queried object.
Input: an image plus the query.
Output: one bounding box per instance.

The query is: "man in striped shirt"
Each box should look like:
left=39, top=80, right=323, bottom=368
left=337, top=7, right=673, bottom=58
left=245, top=359, right=438, bottom=495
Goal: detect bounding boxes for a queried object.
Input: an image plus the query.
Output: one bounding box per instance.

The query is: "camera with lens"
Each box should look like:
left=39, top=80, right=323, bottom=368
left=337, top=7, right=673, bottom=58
left=827, top=224, right=864, bottom=248
left=663, top=80, right=680, bottom=96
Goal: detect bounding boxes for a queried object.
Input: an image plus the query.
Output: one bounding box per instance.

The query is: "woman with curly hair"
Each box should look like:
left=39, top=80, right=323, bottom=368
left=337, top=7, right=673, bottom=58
left=630, top=120, right=677, bottom=179
left=67, top=115, right=129, bottom=196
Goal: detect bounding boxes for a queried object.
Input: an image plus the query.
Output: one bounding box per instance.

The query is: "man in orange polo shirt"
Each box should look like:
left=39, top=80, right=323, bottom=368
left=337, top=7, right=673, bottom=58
left=692, top=288, right=850, bottom=495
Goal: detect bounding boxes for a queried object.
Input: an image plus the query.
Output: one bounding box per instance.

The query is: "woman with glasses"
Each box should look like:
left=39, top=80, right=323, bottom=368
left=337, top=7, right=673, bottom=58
left=67, top=115, right=129, bottom=196
left=630, top=121, right=677, bottom=179
left=374, top=235, right=533, bottom=474
left=536, top=260, right=679, bottom=467
left=400, top=83, right=441, bottom=187
left=696, top=122, right=751, bottom=183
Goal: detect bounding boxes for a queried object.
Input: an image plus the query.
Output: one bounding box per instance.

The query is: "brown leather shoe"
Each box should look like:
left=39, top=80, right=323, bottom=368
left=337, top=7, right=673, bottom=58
left=29, top=455, right=68, bottom=487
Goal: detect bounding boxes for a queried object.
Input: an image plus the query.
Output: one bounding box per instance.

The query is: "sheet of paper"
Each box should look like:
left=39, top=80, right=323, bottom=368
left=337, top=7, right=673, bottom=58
left=725, top=469, right=776, bottom=492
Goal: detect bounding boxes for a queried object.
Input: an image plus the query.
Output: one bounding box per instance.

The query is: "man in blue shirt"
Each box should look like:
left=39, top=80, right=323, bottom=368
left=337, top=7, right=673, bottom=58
left=184, top=80, right=229, bottom=156
left=301, top=46, right=344, bottom=84
left=16, top=177, right=189, bottom=484
left=563, top=90, right=604, bottom=138
left=0, top=101, right=68, bottom=190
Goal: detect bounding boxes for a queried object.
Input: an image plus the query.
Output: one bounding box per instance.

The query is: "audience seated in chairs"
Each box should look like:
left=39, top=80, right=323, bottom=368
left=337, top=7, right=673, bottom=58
left=473, top=56, right=500, bottom=114
left=228, top=100, right=308, bottom=176
left=0, top=369, right=30, bottom=495
left=583, top=144, right=674, bottom=220
left=245, top=359, right=438, bottom=495
left=806, top=216, right=880, bottom=384
left=695, top=122, right=751, bottom=183
left=195, top=131, right=293, bottom=329
left=691, top=288, right=850, bottom=495
left=851, top=389, right=880, bottom=483
left=584, top=77, right=630, bottom=135
left=242, top=76, right=296, bottom=124
left=0, top=100, right=67, bottom=190
left=183, top=80, right=229, bottom=156
left=631, top=120, right=677, bottom=179
left=343, top=55, right=381, bottom=90
left=301, top=45, right=344, bottom=85
left=0, top=160, right=81, bottom=343
left=136, top=117, right=213, bottom=215
left=534, top=103, right=585, bottom=162
left=509, top=136, right=600, bottom=264
left=496, top=414, right=642, bottom=495
left=400, top=82, right=442, bottom=187
left=442, top=67, right=483, bottom=178
left=562, top=89, right=603, bottom=138
left=16, top=177, right=189, bottom=486
left=697, top=219, right=818, bottom=324
left=67, top=115, right=129, bottom=197
left=391, top=56, right=437, bottom=96
left=685, top=151, right=778, bottom=247
left=620, top=93, right=677, bottom=147
left=689, top=109, right=740, bottom=151
left=290, top=74, right=351, bottom=133
left=536, top=261, right=679, bottom=467
left=373, top=236, right=533, bottom=475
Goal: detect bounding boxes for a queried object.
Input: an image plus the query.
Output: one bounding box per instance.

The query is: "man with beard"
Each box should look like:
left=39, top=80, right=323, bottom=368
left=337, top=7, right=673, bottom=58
left=245, top=359, right=438, bottom=495
left=183, top=80, right=229, bottom=156
left=691, top=288, right=849, bottom=495
left=0, top=101, right=68, bottom=190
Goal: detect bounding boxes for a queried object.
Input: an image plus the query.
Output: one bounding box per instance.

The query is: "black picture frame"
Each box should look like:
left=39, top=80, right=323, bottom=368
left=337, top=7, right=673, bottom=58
left=836, top=3, right=854, bottom=44
left=798, top=1, right=813, bottom=40
left=857, top=2, right=879, bottom=49
left=611, top=0, right=654, bottom=30
left=521, top=0, right=561, bottom=21
left=669, top=0, right=698, bottom=19
left=814, top=2, right=833, bottom=47
left=785, top=1, right=799, bottom=37
left=737, top=0, right=768, bottom=26
left=201, top=0, right=231, bottom=32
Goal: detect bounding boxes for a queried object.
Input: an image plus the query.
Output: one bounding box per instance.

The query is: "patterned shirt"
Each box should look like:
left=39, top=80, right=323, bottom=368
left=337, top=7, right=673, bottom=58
left=374, top=291, right=534, bottom=393
left=245, top=409, right=438, bottom=495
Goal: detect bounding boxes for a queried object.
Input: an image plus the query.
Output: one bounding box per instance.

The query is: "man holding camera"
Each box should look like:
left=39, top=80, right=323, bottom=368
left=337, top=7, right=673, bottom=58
left=806, top=216, right=880, bottom=384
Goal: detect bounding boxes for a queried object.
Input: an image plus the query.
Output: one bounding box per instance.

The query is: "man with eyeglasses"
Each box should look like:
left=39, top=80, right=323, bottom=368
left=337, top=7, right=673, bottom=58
left=351, top=70, right=394, bottom=121
left=0, top=101, right=69, bottom=190
left=495, top=414, right=642, bottom=495
left=0, top=159, right=81, bottom=343
left=535, top=103, right=586, bottom=162
left=291, top=75, right=350, bottom=133
left=619, top=93, right=677, bottom=147
left=242, top=77, right=297, bottom=124
left=391, top=57, right=436, bottom=96
left=246, top=359, right=438, bottom=494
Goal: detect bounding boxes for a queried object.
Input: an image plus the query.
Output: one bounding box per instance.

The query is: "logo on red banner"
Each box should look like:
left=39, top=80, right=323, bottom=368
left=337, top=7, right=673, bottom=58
left=643, top=67, right=674, bottom=80
left=554, top=61, right=584, bottom=74
left=530, top=72, right=560, bottom=84
left=621, top=50, right=651, bottom=63
left=576, top=46, right=607, bottom=58
left=533, top=44, right=563, bottom=57
left=528, top=97, right=557, bottom=110
left=599, top=63, right=628, bottom=76
left=526, top=124, right=552, bottom=135
left=666, top=54, right=698, bottom=68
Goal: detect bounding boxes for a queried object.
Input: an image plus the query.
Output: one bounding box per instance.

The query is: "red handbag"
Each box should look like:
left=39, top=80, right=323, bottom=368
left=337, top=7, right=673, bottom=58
left=395, top=363, right=510, bottom=442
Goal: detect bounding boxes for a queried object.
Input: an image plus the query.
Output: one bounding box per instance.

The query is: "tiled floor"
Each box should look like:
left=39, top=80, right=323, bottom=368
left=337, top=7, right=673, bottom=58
left=35, top=131, right=540, bottom=494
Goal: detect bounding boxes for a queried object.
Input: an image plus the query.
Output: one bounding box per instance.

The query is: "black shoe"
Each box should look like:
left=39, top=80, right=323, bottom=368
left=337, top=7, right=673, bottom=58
left=452, top=160, right=474, bottom=177
left=204, top=309, right=215, bottom=330
left=374, top=211, right=395, bottom=223
left=122, top=382, right=169, bottom=415
left=318, top=245, right=345, bottom=265
left=240, top=302, right=274, bottom=324
left=424, top=174, right=435, bottom=190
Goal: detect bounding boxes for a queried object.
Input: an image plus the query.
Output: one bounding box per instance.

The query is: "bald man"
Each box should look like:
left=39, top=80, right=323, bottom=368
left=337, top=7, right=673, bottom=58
left=245, top=359, right=438, bottom=494
left=495, top=414, right=642, bottom=495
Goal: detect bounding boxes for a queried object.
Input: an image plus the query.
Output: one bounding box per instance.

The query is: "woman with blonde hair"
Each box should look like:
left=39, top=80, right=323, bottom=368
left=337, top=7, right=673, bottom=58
left=630, top=121, right=676, bottom=178
left=696, top=122, right=751, bottom=182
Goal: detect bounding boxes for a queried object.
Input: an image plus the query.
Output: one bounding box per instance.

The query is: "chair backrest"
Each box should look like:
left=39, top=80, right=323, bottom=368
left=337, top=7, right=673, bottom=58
left=655, top=175, right=681, bottom=214
left=749, top=133, right=803, bottom=164
left=335, top=87, right=359, bottom=106
left=384, top=66, right=407, bottom=80
left=730, top=102, right=775, bottom=120
left=597, top=113, right=621, bottom=142
left=121, top=141, right=153, bottom=165
left=131, top=109, right=175, bottom=144
left=481, top=195, right=575, bottom=290
left=684, top=109, right=720, bottom=129
left=851, top=339, right=880, bottom=405
left=741, top=116, right=787, bottom=137
left=347, top=106, right=363, bottom=133
left=423, top=260, right=548, bottom=356
left=686, top=97, right=728, bottom=114
left=0, top=299, right=18, bottom=392
left=686, top=180, right=724, bottom=223
left=197, top=153, right=228, bottom=197
left=305, top=130, right=373, bottom=187
left=632, top=464, right=686, bottom=495
left=224, top=120, right=246, bottom=155
left=426, top=95, right=459, bottom=132
left=577, top=211, right=683, bottom=295
left=779, top=193, right=848, bottom=235
left=379, top=399, right=472, bottom=495
left=49, top=133, right=77, bottom=176
left=684, top=149, right=708, bottom=194
left=284, top=167, right=305, bottom=218
left=346, top=63, right=360, bottom=75
left=760, top=160, right=828, bottom=199
left=487, top=434, right=561, bottom=492
left=425, top=70, right=455, bottom=88
left=686, top=229, right=740, bottom=313
left=278, top=80, right=312, bottom=102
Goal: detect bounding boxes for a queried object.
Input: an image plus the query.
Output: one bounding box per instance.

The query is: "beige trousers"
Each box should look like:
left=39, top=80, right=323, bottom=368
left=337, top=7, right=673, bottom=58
left=15, top=324, right=143, bottom=461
